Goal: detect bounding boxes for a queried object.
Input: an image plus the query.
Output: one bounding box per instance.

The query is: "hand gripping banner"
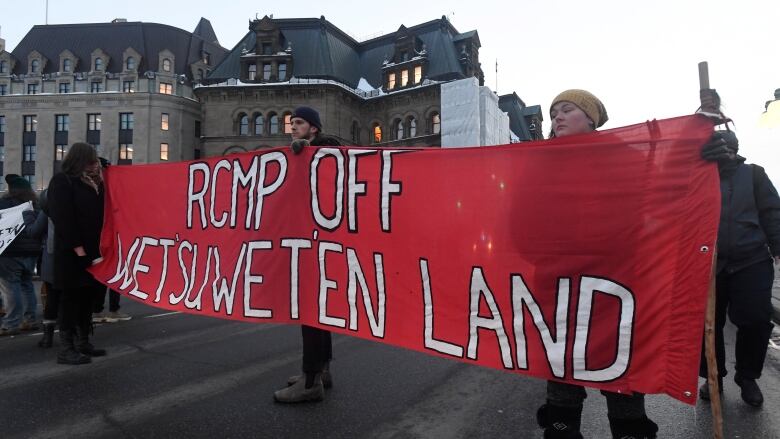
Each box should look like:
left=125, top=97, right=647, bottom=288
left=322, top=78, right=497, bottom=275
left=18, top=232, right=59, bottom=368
left=91, top=115, right=718, bottom=404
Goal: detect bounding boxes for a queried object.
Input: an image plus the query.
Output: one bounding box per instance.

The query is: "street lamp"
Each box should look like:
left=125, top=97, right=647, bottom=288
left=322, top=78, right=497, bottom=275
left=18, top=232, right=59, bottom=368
left=760, top=88, right=780, bottom=128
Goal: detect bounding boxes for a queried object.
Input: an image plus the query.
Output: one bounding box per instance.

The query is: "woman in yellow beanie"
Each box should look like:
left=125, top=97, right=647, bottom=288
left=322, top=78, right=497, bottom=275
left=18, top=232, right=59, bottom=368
left=535, top=89, right=658, bottom=439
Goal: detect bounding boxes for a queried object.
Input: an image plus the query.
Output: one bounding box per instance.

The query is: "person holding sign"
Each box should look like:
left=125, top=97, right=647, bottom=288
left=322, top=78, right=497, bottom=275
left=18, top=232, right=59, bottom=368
left=534, top=90, right=659, bottom=439
left=46, top=143, right=108, bottom=364
left=274, top=106, right=342, bottom=403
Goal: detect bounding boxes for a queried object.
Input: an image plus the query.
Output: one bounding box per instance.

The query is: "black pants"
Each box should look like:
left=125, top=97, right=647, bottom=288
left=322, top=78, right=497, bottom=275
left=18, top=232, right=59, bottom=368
left=59, top=279, right=103, bottom=333
left=42, top=282, right=62, bottom=322
left=93, top=288, right=120, bottom=313
left=301, top=325, right=332, bottom=373
left=700, top=259, right=775, bottom=380
left=546, top=381, right=646, bottom=419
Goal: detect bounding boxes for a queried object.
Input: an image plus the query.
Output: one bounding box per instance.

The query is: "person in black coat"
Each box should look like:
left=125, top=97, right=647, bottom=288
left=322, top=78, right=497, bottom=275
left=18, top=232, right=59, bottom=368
left=46, top=142, right=107, bottom=364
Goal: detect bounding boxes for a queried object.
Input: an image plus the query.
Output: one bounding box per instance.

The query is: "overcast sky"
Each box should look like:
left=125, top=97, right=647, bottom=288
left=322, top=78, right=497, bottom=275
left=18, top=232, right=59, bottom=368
left=2, top=0, right=778, bottom=182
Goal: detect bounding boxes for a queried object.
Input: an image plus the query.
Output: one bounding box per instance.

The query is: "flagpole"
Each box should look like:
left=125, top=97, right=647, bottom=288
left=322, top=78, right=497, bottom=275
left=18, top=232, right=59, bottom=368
left=699, top=60, right=724, bottom=439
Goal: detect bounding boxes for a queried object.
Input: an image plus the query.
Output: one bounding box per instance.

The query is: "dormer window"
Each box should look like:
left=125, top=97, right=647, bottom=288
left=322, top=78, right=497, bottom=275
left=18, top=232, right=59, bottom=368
left=94, top=58, right=103, bottom=71
left=248, top=64, right=257, bottom=80
left=414, top=66, right=422, bottom=84
left=31, top=59, right=40, bottom=73
left=387, top=73, right=396, bottom=90
left=262, top=64, right=271, bottom=81
left=63, top=59, right=72, bottom=72
left=401, top=70, right=409, bottom=87
left=262, top=43, right=273, bottom=55
left=203, top=52, right=210, bottom=65
left=162, top=58, right=172, bottom=72
left=126, top=57, right=135, bottom=70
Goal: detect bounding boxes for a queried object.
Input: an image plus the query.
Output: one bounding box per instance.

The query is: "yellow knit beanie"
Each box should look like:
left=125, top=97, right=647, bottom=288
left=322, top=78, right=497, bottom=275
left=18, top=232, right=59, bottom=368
left=550, top=89, right=609, bottom=128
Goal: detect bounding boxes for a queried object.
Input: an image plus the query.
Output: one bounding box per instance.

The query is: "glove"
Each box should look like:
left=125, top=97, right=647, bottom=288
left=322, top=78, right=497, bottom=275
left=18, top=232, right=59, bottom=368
left=701, top=130, right=738, bottom=162
left=291, top=139, right=310, bottom=155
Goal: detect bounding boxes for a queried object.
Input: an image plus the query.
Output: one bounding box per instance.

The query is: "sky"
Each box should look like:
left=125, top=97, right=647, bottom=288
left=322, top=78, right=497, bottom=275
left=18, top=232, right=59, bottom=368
left=2, top=0, right=779, bottom=182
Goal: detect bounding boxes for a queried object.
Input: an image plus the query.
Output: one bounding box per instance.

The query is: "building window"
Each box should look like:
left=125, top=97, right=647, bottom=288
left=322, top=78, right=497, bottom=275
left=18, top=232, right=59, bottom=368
left=0, top=84, right=7, bottom=95
left=55, top=144, right=68, bottom=160
left=283, top=113, right=292, bottom=134
left=254, top=114, right=264, bottom=135
left=262, top=64, right=271, bottom=81
left=23, top=145, right=36, bottom=161
left=94, top=58, right=103, bottom=71
left=248, top=64, right=257, bottom=80
left=197, top=69, right=204, bottom=81
left=0, top=145, right=4, bottom=162
left=31, top=59, right=40, bottom=73
left=408, top=116, right=417, bottom=137
left=162, top=58, right=172, bottom=72
left=262, top=43, right=272, bottom=55
left=88, top=114, right=101, bottom=131
left=387, top=73, right=396, bottom=90
left=55, top=115, right=70, bottom=132
left=24, top=116, right=37, bottom=132
left=91, top=82, right=103, bottom=93
left=414, top=66, right=422, bottom=84
left=63, top=59, right=72, bottom=72
left=373, top=123, right=382, bottom=143
left=351, top=121, right=359, bottom=144
left=401, top=70, right=409, bottom=87
left=269, top=114, right=279, bottom=134
left=161, top=113, right=169, bottom=131
left=195, top=121, right=201, bottom=137
left=0, top=116, right=5, bottom=133
left=22, top=174, right=35, bottom=188
left=123, top=81, right=135, bottom=93
left=119, top=144, right=134, bottom=160
left=126, top=57, right=135, bottom=71
left=160, top=143, right=169, bottom=161
left=27, top=83, right=38, bottom=94
left=58, top=82, right=70, bottom=93
left=0, top=60, right=7, bottom=73
left=203, top=52, right=210, bottom=65
left=120, top=113, right=134, bottom=130
left=431, top=112, right=441, bottom=134
left=239, top=114, right=249, bottom=135
left=159, top=82, right=173, bottom=94
left=278, top=63, right=287, bottom=81
left=394, top=119, right=403, bottom=140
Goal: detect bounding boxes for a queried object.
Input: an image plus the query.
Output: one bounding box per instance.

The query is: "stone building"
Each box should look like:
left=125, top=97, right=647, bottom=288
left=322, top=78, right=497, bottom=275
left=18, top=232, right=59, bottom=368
left=0, top=18, right=228, bottom=190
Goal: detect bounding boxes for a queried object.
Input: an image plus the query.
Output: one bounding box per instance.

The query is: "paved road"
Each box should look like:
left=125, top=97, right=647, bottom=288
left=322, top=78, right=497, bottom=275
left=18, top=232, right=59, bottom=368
left=2, top=295, right=780, bottom=439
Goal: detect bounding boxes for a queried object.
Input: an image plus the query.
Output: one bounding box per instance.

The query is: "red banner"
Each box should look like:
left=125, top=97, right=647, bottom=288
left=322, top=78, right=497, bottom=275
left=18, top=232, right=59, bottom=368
left=91, top=115, right=717, bottom=404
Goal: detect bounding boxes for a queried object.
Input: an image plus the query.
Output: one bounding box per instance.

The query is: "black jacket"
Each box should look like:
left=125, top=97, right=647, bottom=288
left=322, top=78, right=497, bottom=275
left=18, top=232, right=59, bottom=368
left=717, top=161, right=780, bottom=273
left=46, top=172, right=104, bottom=289
left=0, top=196, right=42, bottom=257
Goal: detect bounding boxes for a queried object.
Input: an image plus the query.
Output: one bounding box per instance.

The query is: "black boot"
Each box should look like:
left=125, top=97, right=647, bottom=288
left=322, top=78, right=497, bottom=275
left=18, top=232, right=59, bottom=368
left=57, top=329, right=91, bottom=365
left=735, top=374, right=764, bottom=407
left=76, top=325, right=107, bottom=357
left=536, top=403, right=584, bottom=439
left=607, top=415, right=658, bottom=439
left=37, top=322, right=55, bottom=348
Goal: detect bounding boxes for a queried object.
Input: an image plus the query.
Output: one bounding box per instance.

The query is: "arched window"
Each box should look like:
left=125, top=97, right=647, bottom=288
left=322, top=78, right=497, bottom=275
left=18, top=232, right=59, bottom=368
left=269, top=114, right=279, bottom=134
left=94, top=58, right=103, bottom=71
left=162, top=58, right=172, bottom=72
left=431, top=112, right=441, bottom=134
left=351, top=121, right=360, bottom=144
left=239, top=114, right=249, bottom=135
left=63, top=59, right=72, bottom=72
left=408, top=116, right=417, bottom=137
left=31, top=59, right=40, bottom=73
left=0, top=60, right=7, bottom=74
left=394, top=119, right=403, bottom=140
left=372, top=123, right=382, bottom=143
left=254, top=114, right=264, bottom=135
left=126, top=57, right=135, bottom=71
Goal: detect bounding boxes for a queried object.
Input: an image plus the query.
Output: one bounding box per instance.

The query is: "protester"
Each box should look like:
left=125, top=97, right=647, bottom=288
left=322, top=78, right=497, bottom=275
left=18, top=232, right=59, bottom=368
left=274, top=106, right=341, bottom=403
left=0, top=176, right=42, bottom=336
left=534, top=90, right=659, bottom=439
left=93, top=288, right=131, bottom=323
left=47, top=143, right=107, bottom=364
left=699, top=130, right=780, bottom=407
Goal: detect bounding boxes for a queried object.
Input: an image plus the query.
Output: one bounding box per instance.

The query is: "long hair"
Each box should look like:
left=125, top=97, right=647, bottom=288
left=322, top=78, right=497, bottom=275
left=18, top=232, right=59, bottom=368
left=61, top=143, right=98, bottom=176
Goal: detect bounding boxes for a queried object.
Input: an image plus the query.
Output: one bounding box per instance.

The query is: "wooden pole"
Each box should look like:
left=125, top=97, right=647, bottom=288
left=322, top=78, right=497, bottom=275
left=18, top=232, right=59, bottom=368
left=699, top=60, right=724, bottom=439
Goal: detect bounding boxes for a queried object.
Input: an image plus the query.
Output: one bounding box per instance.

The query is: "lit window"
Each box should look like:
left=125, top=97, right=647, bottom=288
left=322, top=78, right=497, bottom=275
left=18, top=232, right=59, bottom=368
left=395, top=119, right=403, bottom=140
left=248, top=64, right=257, bottom=80
left=0, top=60, right=7, bottom=73
left=414, top=66, right=422, bottom=84
left=91, top=82, right=103, bottom=93
left=254, top=114, right=264, bottom=135
left=432, top=113, right=441, bottom=134
left=120, top=113, right=134, bottom=130
left=119, top=144, right=134, bottom=160
left=373, top=124, right=382, bottom=143
left=263, top=64, right=271, bottom=81
left=126, top=57, right=135, bottom=71
left=63, top=59, right=72, bottom=72
left=59, top=82, right=70, bottom=93
left=160, top=143, right=169, bottom=161
left=239, top=114, right=249, bottom=135
left=55, top=144, right=68, bottom=160
left=162, top=58, right=171, bottom=72
left=94, top=58, right=103, bottom=71
left=24, top=116, right=37, bottom=132
left=161, top=113, right=169, bottom=131
left=408, top=116, right=417, bottom=137
left=387, top=73, right=396, bottom=90
left=27, top=83, right=38, bottom=94
left=55, top=115, right=70, bottom=132
left=88, top=114, right=101, bottom=131
left=123, top=81, right=135, bottom=93
left=269, top=114, right=279, bottom=134
left=159, top=83, right=173, bottom=94
left=31, top=59, right=40, bottom=73
left=401, top=70, right=408, bottom=87
left=278, top=63, right=287, bottom=81
left=284, top=113, right=292, bottom=134
left=23, top=145, right=36, bottom=161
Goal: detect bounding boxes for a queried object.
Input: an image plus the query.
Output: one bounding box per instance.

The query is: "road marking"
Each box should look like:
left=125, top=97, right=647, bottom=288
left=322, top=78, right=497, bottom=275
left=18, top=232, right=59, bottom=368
left=145, top=311, right=181, bottom=319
